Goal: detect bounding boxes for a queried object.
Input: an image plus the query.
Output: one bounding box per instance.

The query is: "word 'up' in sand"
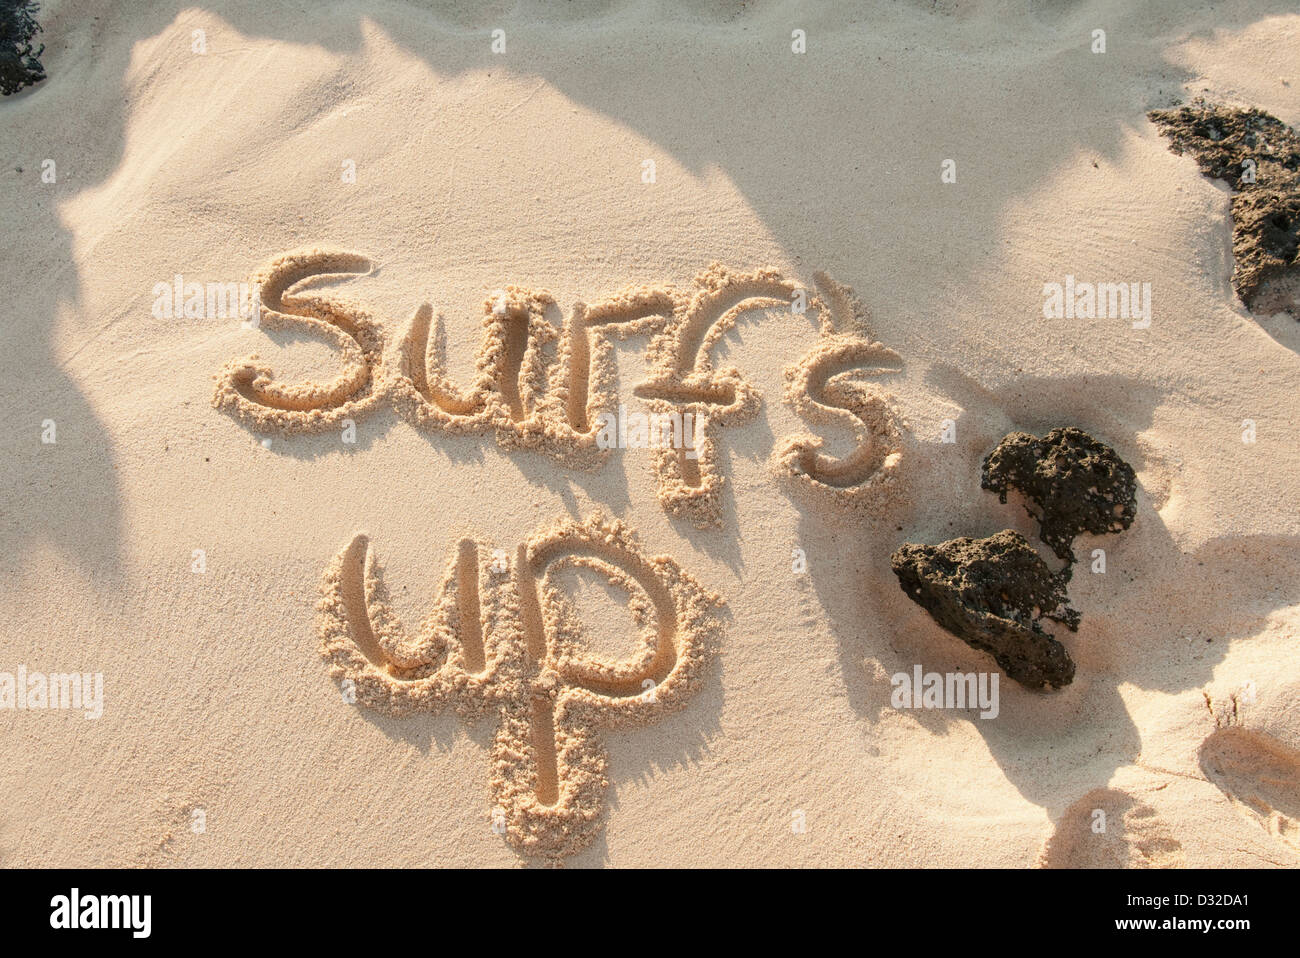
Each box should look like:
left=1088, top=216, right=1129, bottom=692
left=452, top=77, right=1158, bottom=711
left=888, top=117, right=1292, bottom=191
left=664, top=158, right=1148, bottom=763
left=318, top=514, right=724, bottom=860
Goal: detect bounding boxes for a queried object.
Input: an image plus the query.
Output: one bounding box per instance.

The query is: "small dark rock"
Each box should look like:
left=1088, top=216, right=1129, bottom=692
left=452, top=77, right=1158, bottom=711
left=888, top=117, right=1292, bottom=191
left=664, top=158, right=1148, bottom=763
left=981, top=427, right=1137, bottom=569
left=891, top=530, right=1079, bottom=689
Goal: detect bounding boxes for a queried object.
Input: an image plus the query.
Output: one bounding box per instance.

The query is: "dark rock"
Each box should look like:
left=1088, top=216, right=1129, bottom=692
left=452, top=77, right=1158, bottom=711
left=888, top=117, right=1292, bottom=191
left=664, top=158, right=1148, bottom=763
left=1149, top=102, right=1300, bottom=316
left=0, top=0, right=45, bottom=96
left=981, top=427, right=1136, bottom=569
left=891, top=530, right=1079, bottom=690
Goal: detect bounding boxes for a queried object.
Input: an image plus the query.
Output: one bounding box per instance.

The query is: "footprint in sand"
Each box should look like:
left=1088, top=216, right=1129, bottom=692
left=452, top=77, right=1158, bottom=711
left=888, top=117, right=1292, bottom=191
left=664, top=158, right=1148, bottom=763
left=1200, top=723, right=1300, bottom=853
left=214, top=250, right=906, bottom=526
left=317, top=513, right=724, bottom=860
left=1039, top=787, right=1184, bottom=868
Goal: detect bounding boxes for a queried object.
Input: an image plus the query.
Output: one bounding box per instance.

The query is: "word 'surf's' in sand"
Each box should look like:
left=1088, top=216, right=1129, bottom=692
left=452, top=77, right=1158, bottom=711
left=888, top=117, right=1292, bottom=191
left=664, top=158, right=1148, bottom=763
left=891, top=531, right=1079, bottom=690
left=212, top=250, right=905, bottom=529
left=1150, top=101, right=1300, bottom=317
left=981, top=427, right=1137, bottom=574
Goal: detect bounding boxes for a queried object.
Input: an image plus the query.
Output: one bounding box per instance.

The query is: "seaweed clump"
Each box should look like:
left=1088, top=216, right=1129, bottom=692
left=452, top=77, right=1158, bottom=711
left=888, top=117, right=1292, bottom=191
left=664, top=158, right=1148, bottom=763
left=1149, top=101, right=1300, bottom=316
left=1, top=0, right=45, bottom=95
left=891, top=530, right=1079, bottom=689
left=981, top=427, right=1136, bottom=572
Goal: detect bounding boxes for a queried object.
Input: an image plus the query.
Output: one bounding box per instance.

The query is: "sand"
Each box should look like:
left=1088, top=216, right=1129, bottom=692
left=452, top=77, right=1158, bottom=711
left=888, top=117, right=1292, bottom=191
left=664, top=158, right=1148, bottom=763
left=2, top=0, right=1299, bottom=867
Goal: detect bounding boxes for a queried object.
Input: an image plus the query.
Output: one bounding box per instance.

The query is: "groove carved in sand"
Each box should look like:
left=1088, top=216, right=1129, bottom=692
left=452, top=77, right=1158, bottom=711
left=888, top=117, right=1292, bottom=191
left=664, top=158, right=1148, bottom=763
left=214, top=251, right=907, bottom=524
left=317, top=514, right=724, bottom=860
left=211, top=250, right=388, bottom=433
left=771, top=272, right=905, bottom=514
left=389, top=282, right=675, bottom=467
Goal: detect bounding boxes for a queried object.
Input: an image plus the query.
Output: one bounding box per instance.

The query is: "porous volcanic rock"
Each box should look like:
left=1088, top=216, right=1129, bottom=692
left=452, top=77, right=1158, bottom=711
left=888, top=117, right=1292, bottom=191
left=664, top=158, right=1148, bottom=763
left=1150, top=102, right=1300, bottom=316
left=981, top=427, right=1137, bottom=570
left=891, top=530, right=1079, bottom=690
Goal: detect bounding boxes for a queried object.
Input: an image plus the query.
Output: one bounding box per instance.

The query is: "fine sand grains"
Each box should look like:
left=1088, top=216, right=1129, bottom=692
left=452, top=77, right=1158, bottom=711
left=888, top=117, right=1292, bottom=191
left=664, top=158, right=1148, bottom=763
left=638, top=265, right=907, bottom=525
left=317, top=513, right=724, bottom=860
left=1041, top=680, right=1300, bottom=868
left=228, top=250, right=908, bottom=858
